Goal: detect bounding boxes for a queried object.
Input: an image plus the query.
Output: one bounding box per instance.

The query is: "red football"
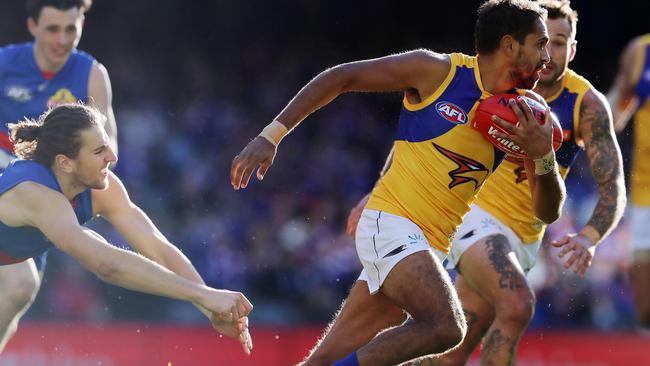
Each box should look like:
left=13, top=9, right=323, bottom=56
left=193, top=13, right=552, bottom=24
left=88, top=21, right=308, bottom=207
left=472, top=93, right=563, bottom=159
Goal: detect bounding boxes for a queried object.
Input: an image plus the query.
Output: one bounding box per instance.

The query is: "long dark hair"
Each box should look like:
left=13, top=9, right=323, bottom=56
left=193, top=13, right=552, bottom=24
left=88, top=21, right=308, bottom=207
left=9, top=103, right=104, bottom=167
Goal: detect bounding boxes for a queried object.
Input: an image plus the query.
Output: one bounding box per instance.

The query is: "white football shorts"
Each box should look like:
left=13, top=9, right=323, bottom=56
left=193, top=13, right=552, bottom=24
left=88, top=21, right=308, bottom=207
left=447, top=204, right=541, bottom=273
left=356, top=209, right=446, bottom=294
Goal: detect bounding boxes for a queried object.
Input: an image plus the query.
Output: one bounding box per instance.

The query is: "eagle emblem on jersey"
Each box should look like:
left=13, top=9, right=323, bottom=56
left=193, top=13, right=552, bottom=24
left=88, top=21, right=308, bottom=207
left=514, top=164, right=528, bottom=183
left=47, top=88, right=77, bottom=108
left=433, top=143, right=489, bottom=190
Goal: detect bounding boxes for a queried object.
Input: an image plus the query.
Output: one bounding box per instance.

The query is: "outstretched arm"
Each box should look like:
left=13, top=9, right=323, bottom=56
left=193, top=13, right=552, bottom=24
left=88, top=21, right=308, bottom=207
left=607, top=37, right=640, bottom=132
left=93, top=172, right=253, bottom=353
left=552, top=88, right=626, bottom=277
left=231, top=50, right=451, bottom=190
left=14, top=182, right=252, bottom=323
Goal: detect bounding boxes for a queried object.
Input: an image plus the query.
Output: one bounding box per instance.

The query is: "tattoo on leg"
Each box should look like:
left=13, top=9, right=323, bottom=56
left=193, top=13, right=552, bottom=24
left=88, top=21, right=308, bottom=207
left=485, top=236, right=525, bottom=290
left=481, top=329, right=515, bottom=366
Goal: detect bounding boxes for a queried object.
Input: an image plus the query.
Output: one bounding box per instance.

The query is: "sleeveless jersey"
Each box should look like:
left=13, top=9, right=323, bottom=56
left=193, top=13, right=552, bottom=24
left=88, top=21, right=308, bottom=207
left=474, top=69, right=591, bottom=243
left=0, top=43, right=95, bottom=153
left=630, top=34, right=650, bottom=205
left=366, top=53, right=508, bottom=253
left=0, top=160, right=93, bottom=264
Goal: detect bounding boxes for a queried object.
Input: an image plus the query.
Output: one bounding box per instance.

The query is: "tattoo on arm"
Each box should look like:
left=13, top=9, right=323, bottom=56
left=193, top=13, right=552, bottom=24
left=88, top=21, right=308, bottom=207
left=580, top=90, right=626, bottom=239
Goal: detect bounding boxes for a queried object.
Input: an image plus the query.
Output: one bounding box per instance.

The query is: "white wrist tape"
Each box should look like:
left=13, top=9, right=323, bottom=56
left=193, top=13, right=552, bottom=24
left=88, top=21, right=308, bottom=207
left=259, top=120, right=290, bottom=146
left=534, top=150, right=555, bottom=175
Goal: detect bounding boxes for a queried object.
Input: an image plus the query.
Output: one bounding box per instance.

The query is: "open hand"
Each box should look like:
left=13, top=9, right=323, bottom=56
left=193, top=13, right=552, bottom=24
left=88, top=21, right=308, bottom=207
left=211, top=315, right=253, bottom=355
left=551, top=233, right=596, bottom=277
left=231, top=136, right=277, bottom=190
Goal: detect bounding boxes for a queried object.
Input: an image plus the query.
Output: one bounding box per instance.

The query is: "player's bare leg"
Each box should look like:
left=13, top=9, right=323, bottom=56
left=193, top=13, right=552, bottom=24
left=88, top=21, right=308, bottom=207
left=348, top=251, right=466, bottom=366
left=413, top=275, right=496, bottom=366
left=302, top=280, right=407, bottom=365
left=630, top=250, right=650, bottom=330
left=438, top=234, right=533, bottom=365
left=0, top=260, right=40, bottom=353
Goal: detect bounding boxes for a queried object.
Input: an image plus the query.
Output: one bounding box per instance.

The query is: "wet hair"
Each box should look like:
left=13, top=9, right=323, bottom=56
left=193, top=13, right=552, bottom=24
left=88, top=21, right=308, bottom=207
left=27, top=0, right=92, bottom=22
left=539, top=0, right=578, bottom=40
left=475, top=0, right=548, bottom=55
left=9, top=103, right=103, bottom=167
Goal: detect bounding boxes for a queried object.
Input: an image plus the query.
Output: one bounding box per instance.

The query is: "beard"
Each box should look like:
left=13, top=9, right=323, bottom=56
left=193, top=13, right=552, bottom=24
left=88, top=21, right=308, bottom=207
left=511, top=54, right=545, bottom=89
left=537, top=60, right=566, bottom=87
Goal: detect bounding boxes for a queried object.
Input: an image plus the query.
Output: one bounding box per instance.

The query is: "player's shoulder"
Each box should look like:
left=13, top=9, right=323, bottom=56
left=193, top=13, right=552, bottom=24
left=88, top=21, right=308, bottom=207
left=8, top=181, right=62, bottom=208
left=628, top=34, right=650, bottom=49
left=0, top=43, right=32, bottom=62
left=394, top=48, right=451, bottom=72
left=69, top=48, right=97, bottom=65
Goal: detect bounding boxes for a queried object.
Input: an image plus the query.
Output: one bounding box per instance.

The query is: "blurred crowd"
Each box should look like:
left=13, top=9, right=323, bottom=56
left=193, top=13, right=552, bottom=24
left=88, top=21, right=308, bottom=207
left=6, top=0, right=641, bottom=330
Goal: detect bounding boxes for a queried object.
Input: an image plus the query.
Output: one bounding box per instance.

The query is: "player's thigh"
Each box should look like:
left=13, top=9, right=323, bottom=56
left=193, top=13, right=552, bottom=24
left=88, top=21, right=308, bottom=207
left=313, top=280, right=406, bottom=358
left=356, top=209, right=457, bottom=321
left=380, top=250, right=461, bottom=323
left=457, top=234, right=533, bottom=308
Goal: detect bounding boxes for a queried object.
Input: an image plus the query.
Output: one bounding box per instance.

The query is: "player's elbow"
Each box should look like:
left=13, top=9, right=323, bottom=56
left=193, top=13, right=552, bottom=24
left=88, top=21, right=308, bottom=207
left=93, top=259, right=122, bottom=282
left=538, top=209, right=561, bottom=225
left=537, top=196, right=565, bottom=224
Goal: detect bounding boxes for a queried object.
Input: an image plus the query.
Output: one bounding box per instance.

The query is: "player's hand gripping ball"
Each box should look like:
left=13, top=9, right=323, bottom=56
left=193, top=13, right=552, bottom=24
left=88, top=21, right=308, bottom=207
left=472, top=93, right=563, bottom=159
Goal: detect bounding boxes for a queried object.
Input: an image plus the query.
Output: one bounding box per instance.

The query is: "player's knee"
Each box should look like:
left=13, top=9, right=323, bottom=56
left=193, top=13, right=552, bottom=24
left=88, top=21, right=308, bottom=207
left=1, top=274, right=40, bottom=311
left=495, top=290, right=535, bottom=329
left=419, top=314, right=466, bottom=354
left=428, top=321, right=466, bottom=354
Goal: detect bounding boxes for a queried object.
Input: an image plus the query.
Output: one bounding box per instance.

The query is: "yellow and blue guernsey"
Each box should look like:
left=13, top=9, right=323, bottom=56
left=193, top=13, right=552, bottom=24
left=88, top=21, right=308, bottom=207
left=366, top=53, right=509, bottom=254
left=631, top=34, right=650, bottom=206
left=474, top=69, right=591, bottom=244
left=0, top=160, right=93, bottom=265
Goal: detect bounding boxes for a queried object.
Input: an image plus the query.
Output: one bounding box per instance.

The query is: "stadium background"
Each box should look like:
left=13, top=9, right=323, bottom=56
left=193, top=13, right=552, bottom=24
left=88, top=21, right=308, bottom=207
left=1, top=0, right=649, bottom=364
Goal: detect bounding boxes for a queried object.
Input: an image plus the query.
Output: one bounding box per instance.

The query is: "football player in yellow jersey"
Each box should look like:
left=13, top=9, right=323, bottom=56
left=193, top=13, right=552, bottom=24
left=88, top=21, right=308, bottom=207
left=231, top=1, right=566, bottom=365
left=609, top=33, right=650, bottom=331
left=348, top=1, right=625, bottom=366
left=424, top=1, right=625, bottom=364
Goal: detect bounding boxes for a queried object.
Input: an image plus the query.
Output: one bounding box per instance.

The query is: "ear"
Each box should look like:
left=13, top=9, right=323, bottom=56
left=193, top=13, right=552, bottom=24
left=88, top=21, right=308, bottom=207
left=500, top=34, right=519, bottom=57
left=27, top=17, right=37, bottom=38
left=568, top=40, right=577, bottom=62
left=54, top=154, right=75, bottom=174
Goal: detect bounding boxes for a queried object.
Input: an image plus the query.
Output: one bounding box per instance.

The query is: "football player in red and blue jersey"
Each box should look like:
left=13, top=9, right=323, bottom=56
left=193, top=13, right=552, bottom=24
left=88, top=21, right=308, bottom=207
left=0, top=0, right=117, bottom=352
left=0, top=104, right=253, bottom=355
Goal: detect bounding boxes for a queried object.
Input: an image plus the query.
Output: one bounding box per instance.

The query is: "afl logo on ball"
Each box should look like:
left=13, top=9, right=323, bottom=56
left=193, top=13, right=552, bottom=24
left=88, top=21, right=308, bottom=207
left=435, top=101, right=467, bottom=125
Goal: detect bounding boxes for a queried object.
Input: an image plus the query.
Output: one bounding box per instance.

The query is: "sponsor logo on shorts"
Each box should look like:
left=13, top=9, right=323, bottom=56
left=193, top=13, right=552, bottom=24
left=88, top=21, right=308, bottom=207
left=384, top=244, right=408, bottom=258
left=408, top=233, right=424, bottom=244
left=480, top=218, right=496, bottom=229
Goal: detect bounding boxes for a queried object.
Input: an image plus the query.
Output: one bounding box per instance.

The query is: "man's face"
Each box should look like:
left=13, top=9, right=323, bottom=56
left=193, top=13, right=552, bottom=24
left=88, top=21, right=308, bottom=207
left=511, top=17, right=551, bottom=89
left=538, top=17, right=576, bottom=86
left=28, top=6, right=84, bottom=69
left=70, top=125, right=117, bottom=190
